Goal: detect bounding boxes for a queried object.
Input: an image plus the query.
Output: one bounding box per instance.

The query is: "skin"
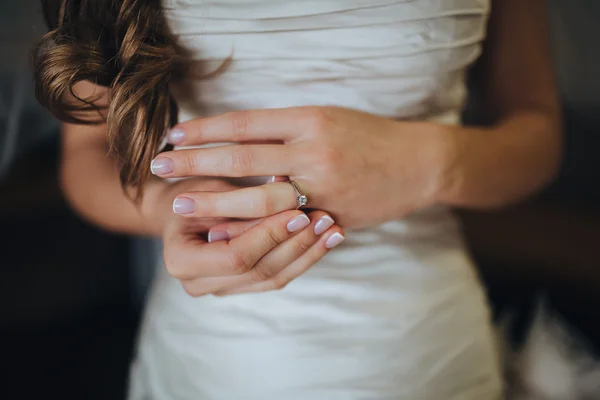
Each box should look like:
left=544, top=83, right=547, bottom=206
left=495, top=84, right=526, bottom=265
left=60, top=0, right=560, bottom=296
left=61, top=86, right=345, bottom=296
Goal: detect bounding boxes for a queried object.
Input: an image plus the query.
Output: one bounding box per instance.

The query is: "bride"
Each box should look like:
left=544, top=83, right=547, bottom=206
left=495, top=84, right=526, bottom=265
left=34, top=0, right=560, bottom=398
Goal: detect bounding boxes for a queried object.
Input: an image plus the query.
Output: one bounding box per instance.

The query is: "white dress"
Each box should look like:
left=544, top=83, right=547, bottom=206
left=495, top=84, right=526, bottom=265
left=129, top=1, right=503, bottom=399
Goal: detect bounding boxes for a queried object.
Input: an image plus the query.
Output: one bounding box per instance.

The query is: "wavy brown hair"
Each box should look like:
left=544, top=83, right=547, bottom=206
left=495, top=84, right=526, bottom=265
left=32, top=0, right=187, bottom=200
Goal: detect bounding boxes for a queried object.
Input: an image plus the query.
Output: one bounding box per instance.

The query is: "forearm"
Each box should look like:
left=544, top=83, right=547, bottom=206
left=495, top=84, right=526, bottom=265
left=439, top=110, right=561, bottom=208
left=436, top=0, right=562, bottom=209
left=61, top=125, right=169, bottom=236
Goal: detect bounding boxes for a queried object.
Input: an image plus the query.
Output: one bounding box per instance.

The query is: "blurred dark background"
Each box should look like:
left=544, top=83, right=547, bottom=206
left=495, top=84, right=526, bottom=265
left=0, top=1, right=599, bottom=399
left=0, top=2, right=150, bottom=399
left=462, top=0, right=600, bottom=351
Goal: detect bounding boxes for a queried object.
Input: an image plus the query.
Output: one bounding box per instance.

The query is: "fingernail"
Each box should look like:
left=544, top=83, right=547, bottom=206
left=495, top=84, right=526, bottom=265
left=208, top=230, right=230, bottom=243
left=168, top=129, right=185, bottom=145
left=287, top=214, right=310, bottom=233
left=314, top=215, right=334, bottom=235
left=325, top=232, right=345, bottom=249
left=173, top=197, right=195, bottom=215
left=267, top=176, right=276, bottom=184
left=151, top=157, right=173, bottom=175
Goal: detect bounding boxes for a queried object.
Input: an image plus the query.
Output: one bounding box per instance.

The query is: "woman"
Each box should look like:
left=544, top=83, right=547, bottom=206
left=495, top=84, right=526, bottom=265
left=34, top=0, right=560, bottom=398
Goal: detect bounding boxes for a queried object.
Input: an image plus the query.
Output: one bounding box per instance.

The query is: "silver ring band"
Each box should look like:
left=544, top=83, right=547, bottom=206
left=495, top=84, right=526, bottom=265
left=288, top=180, right=308, bottom=209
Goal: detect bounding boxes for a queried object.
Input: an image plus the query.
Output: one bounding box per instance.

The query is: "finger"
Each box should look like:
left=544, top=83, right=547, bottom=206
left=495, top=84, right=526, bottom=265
left=150, top=144, right=293, bottom=178
left=180, top=211, right=336, bottom=296
left=172, top=182, right=298, bottom=219
left=207, top=218, right=264, bottom=242
left=241, top=212, right=337, bottom=285
left=267, top=175, right=288, bottom=184
left=217, top=226, right=346, bottom=296
left=165, top=108, right=314, bottom=146
left=166, top=210, right=310, bottom=280
left=206, top=173, right=289, bottom=241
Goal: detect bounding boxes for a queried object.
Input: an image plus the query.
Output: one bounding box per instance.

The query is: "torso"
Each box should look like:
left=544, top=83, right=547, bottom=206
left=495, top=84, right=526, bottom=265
left=167, top=0, right=488, bottom=123
left=130, top=1, right=502, bottom=399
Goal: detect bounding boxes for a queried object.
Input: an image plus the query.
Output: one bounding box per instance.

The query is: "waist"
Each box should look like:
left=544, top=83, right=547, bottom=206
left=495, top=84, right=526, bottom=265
left=344, top=205, right=462, bottom=245
left=309, top=206, right=471, bottom=278
left=172, top=67, right=466, bottom=123
left=149, top=214, right=481, bottom=331
left=152, top=206, right=473, bottom=294
left=147, top=207, right=481, bottom=331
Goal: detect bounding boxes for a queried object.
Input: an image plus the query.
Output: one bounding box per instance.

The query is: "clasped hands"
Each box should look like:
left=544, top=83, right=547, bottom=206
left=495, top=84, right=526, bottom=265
left=151, top=106, right=452, bottom=296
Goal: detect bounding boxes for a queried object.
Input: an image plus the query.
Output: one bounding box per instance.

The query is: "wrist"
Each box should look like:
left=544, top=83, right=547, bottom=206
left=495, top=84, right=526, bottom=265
left=389, top=120, right=466, bottom=209
left=139, top=178, right=172, bottom=236
left=429, top=123, right=467, bottom=207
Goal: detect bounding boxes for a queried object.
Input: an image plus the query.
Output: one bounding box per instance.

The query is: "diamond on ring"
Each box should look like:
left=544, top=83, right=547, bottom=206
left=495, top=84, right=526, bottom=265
left=297, top=194, right=308, bottom=208
left=288, top=181, right=308, bottom=209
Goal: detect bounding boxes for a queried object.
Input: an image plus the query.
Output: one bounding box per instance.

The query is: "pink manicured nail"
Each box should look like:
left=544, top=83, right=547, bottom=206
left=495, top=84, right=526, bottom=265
left=151, top=157, right=173, bottom=175
left=287, top=214, right=310, bottom=233
left=168, top=129, right=185, bottom=145
left=173, top=197, right=195, bottom=215
left=314, top=216, right=334, bottom=235
left=208, top=230, right=230, bottom=243
left=325, top=232, right=345, bottom=249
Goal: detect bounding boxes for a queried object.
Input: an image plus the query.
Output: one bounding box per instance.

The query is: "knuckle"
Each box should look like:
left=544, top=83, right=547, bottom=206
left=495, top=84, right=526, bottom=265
left=271, top=278, right=288, bottom=291
left=303, top=107, right=329, bottom=134
left=181, top=282, right=203, bottom=298
left=257, top=189, right=277, bottom=216
left=163, top=252, right=188, bottom=280
left=230, top=111, right=250, bottom=140
left=163, top=260, right=179, bottom=278
left=320, top=145, right=340, bottom=166
left=228, top=147, right=254, bottom=176
left=252, top=264, right=275, bottom=282
left=205, top=194, right=219, bottom=215
left=226, top=250, right=252, bottom=275
left=296, top=238, right=312, bottom=254
left=182, top=153, right=200, bottom=174
left=263, top=226, right=282, bottom=249
left=315, top=146, right=341, bottom=176
left=202, top=179, right=227, bottom=192
left=263, top=191, right=277, bottom=215
left=195, top=193, right=217, bottom=216
left=190, top=119, right=207, bottom=138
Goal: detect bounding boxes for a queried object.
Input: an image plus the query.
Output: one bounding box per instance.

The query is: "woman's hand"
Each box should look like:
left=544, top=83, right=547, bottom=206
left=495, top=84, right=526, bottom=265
left=158, top=179, right=345, bottom=296
left=150, top=107, right=453, bottom=229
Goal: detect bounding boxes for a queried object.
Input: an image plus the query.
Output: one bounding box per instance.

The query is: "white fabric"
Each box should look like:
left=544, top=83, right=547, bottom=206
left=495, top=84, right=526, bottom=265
left=130, top=1, right=502, bottom=399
